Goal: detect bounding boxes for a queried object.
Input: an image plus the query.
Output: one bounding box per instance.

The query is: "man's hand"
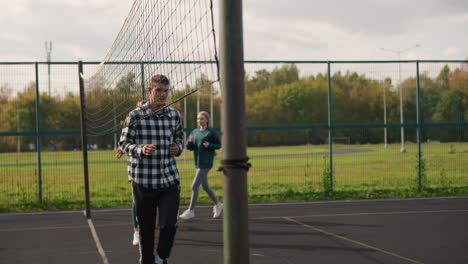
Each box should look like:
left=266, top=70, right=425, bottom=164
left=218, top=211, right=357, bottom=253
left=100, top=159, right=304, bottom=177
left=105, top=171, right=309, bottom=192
left=169, top=143, right=179, bottom=157
left=203, top=141, right=209, bottom=148
left=189, top=134, right=194, bottom=142
left=142, top=144, right=156, bottom=156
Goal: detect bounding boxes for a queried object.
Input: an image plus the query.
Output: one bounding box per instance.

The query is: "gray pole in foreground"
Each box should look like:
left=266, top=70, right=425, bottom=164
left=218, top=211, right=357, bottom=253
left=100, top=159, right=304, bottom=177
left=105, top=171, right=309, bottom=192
left=78, top=61, right=91, bottom=219
left=220, top=0, right=250, bottom=263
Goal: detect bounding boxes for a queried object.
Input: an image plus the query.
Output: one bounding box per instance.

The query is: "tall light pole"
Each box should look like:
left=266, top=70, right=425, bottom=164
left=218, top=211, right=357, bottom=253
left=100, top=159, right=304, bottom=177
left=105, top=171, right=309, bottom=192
left=380, top=44, right=420, bottom=152
left=45, top=41, right=52, bottom=97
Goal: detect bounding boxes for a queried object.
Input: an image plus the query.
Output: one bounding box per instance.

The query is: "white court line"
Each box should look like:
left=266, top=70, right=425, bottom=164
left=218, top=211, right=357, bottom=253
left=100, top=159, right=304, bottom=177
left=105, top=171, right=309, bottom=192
left=2, top=209, right=467, bottom=232
left=0, top=224, right=89, bottom=232
left=0, top=222, right=130, bottom=232
left=1, top=196, right=467, bottom=217
left=250, top=209, right=468, bottom=220
left=284, top=216, right=424, bottom=264
left=0, top=209, right=84, bottom=217
left=87, top=217, right=110, bottom=264
left=246, top=196, right=468, bottom=207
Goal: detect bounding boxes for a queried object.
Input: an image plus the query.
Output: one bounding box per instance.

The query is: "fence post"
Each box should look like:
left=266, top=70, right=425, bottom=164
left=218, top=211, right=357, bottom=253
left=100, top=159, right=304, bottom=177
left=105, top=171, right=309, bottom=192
left=78, top=61, right=91, bottom=219
left=34, top=62, right=43, bottom=202
left=327, top=62, right=334, bottom=191
left=140, top=61, right=145, bottom=100
left=415, top=61, right=422, bottom=190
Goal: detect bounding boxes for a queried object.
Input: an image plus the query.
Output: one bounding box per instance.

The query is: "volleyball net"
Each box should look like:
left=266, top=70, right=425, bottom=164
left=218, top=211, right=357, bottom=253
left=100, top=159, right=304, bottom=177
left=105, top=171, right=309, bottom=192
left=83, top=0, right=219, bottom=136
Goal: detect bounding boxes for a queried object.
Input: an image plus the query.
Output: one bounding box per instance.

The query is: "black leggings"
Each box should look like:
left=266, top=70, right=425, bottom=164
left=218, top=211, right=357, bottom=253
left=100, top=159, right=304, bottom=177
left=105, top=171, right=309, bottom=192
left=132, top=182, right=180, bottom=264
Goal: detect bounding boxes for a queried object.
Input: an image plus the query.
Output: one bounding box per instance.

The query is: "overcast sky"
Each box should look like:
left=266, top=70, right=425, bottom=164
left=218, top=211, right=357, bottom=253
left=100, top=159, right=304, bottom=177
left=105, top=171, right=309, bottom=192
left=0, top=0, right=467, bottom=62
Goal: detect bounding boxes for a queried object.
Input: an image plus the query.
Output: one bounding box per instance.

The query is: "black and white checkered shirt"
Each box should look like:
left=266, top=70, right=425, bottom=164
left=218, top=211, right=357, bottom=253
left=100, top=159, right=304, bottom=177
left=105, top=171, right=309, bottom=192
left=119, top=103, right=184, bottom=189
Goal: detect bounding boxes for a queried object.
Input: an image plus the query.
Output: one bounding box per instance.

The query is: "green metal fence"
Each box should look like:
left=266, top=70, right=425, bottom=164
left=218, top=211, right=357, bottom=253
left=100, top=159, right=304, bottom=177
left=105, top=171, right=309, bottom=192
left=0, top=60, right=467, bottom=211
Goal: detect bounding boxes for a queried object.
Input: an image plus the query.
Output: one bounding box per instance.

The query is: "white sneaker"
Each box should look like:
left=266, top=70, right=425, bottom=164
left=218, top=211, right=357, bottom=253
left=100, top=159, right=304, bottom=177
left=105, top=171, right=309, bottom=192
left=213, top=203, right=223, bottom=218
left=155, top=255, right=168, bottom=264
left=179, top=209, right=195, bottom=220
left=132, top=231, right=139, bottom=246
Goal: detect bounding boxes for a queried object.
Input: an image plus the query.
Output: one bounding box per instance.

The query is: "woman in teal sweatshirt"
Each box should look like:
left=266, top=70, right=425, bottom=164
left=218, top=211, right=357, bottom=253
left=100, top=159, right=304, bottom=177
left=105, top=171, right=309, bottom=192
left=179, top=111, right=223, bottom=219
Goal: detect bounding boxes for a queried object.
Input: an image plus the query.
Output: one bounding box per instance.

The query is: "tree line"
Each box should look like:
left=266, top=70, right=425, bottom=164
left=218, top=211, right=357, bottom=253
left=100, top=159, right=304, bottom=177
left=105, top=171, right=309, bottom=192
left=243, top=63, right=467, bottom=145
left=0, top=63, right=467, bottom=152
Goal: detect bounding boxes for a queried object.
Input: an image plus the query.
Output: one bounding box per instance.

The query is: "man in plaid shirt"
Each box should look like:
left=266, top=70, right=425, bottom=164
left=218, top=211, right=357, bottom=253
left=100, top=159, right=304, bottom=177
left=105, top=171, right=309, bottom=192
left=119, top=74, right=183, bottom=264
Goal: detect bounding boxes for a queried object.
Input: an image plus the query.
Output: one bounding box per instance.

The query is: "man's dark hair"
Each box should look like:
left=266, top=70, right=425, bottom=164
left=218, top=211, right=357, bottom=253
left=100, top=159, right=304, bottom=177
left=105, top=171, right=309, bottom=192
left=150, top=74, right=170, bottom=86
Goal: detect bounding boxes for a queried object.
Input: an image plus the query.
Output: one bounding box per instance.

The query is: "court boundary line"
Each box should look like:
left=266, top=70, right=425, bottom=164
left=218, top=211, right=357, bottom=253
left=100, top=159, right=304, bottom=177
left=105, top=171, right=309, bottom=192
left=246, top=196, right=468, bottom=207
left=250, top=209, right=468, bottom=220
left=3, top=209, right=467, bottom=232
left=0, top=224, right=89, bottom=232
left=0, top=222, right=129, bottom=232
left=1, top=196, right=467, bottom=217
left=284, top=216, right=424, bottom=264
left=87, top=216, right=110, bottom=264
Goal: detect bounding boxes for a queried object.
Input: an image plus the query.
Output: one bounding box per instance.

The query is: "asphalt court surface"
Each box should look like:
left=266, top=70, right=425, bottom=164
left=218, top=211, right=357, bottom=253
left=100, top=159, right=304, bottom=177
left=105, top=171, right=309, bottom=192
left=1, top=197, right=468, bottom=264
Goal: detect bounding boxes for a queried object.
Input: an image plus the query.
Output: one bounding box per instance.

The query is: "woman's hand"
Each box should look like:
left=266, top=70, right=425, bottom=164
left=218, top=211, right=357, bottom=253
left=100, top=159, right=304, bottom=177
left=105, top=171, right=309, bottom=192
left=116, top=148, right=124, bottom=159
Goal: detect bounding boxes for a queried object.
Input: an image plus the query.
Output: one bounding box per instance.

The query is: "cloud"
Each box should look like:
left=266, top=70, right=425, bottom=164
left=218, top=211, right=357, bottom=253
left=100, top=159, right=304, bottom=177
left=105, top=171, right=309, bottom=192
left=0, top=0, right=467, bottom=62
left=0, top=0, right=132, bottom=61
left=444, top=12, right=468, bottom=23
left=62, top=0, right=117, bottom=9
left=242, top=0, right=468, bottom=60
left=245, top=0, right=468, bottom=36
left=244, top=12, right=335, bottom=59
left=443, top=47, right=461, bottom=57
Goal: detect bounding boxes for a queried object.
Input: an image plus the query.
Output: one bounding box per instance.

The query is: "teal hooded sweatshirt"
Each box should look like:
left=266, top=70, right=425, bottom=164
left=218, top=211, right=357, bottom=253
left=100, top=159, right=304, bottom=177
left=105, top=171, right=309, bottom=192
left=186, top=127, right=221, bottom=169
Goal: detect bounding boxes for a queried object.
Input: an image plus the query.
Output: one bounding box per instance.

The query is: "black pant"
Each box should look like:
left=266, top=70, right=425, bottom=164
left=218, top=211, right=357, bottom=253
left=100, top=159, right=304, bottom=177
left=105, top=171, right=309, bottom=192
left=132, top=181, right=180, bottom=264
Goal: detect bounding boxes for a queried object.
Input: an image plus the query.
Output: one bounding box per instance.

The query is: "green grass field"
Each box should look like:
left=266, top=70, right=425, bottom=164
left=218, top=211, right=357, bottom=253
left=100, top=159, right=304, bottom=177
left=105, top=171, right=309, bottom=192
left=1, top=142, right=467, bottom=212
